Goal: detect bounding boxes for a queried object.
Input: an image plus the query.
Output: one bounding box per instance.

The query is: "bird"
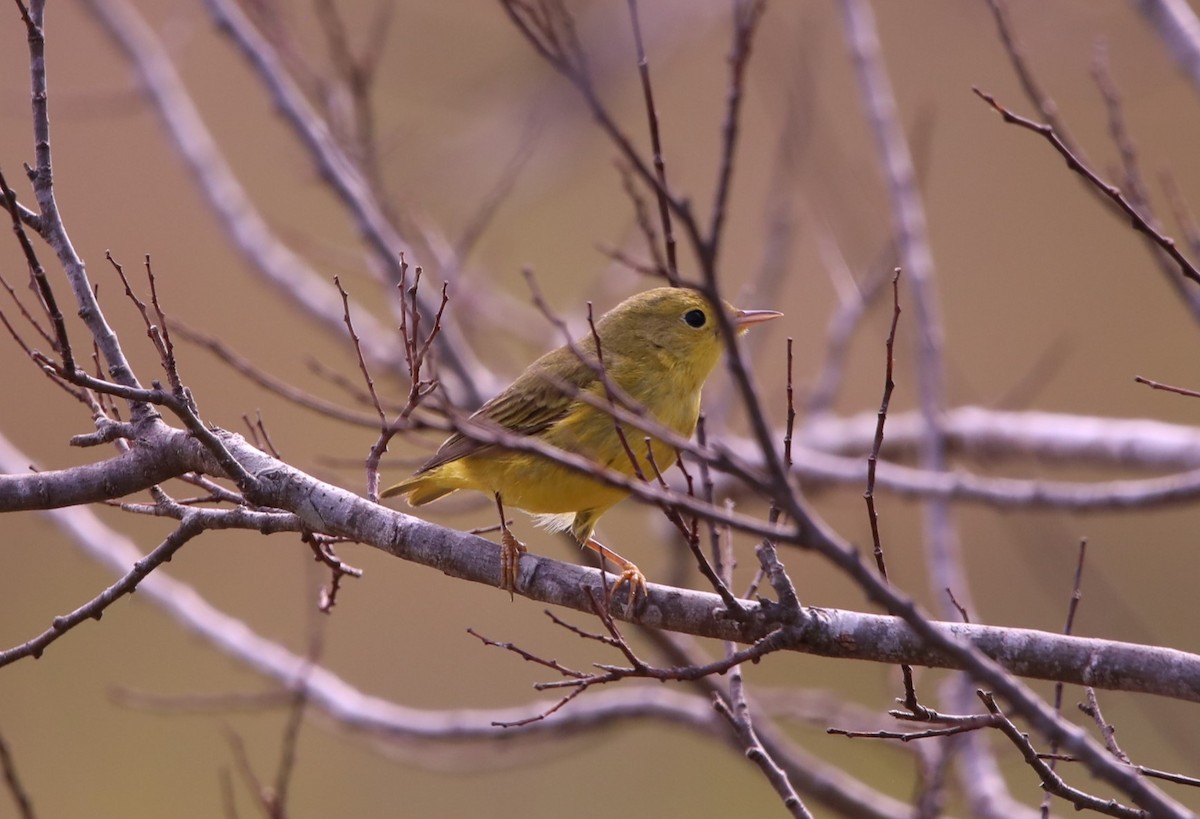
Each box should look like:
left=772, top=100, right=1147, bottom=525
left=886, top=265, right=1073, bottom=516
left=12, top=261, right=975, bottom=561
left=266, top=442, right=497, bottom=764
left=383, top=286, right=782, bottom=598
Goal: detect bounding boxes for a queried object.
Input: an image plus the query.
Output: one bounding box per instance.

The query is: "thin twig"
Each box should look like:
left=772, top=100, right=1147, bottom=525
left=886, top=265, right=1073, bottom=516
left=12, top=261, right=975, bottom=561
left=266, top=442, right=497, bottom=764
left=335, top=276, right=386, bottom=425
left=625, top=0, right=677, bottom=284
left=1134, top=375, right=1200, bottom=399
left=1041, top=537, right=1088, bottom=818
left=978, top=691, right=1146, bottom=819
left=982, top=0, right=1083, bottom=157
left=0, top=514, right=205, bottom=667
left=1078, top=687, right=1131, bottom=765
left=864, top=270, right=902, bottom=583
left=974, top=86, right=1200, bottom=287
left=748, top=338, right=799, bottom=604
left=0, top=730, right=36, bottom=819
left=863, top=270, right=928, bottom=719
left=0, top=166, right=72, bottom=371
left=1091, top=40, right=1200, bottom=320
left=714, top=671, right=812, bottom=818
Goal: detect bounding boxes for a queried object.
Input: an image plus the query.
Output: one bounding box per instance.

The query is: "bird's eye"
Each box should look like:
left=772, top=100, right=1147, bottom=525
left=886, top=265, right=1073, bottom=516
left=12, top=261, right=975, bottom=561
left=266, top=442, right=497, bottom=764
left=683, top=308, right=707, bottom=328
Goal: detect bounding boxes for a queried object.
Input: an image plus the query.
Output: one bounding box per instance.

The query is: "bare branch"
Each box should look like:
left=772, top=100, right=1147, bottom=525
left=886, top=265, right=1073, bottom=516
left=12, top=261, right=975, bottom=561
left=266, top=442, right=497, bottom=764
left=625, top=0, right=678, bottom=284
left=975, top=87, right=1200, bottom=287
left=0, top=729, right=35, bottom=819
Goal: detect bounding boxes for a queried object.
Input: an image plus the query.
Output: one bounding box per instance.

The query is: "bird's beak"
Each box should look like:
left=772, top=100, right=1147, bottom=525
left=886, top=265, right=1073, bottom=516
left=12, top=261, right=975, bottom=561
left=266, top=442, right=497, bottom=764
left=732, top=308, right=783, bottom=334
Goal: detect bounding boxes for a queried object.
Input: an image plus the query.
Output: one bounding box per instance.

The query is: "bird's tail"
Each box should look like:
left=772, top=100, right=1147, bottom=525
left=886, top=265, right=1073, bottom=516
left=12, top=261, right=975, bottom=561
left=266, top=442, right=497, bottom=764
left=380, top=475, right=456, bottom=505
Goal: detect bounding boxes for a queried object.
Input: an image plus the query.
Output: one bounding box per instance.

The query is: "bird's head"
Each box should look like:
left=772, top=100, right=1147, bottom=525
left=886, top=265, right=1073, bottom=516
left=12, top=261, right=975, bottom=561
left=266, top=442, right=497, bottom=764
left=594, top=286, right=782, bottom=379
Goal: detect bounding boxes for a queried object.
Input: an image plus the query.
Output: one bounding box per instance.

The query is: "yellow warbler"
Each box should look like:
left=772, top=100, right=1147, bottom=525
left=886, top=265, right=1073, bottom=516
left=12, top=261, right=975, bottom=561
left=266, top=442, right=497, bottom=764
left=383, top=287, right=781, bottom=597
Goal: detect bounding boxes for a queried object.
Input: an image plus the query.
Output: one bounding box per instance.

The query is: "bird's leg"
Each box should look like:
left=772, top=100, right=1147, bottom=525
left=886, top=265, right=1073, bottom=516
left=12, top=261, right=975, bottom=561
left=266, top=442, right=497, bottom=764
left=582, top=536, right=647, bottom=602
left=494, top=492, right=525, bottom=597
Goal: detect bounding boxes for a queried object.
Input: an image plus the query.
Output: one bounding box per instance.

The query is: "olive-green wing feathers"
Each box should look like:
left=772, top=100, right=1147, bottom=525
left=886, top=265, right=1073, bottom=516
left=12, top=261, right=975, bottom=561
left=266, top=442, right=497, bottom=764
left=412, top=346, right=598, bottom=475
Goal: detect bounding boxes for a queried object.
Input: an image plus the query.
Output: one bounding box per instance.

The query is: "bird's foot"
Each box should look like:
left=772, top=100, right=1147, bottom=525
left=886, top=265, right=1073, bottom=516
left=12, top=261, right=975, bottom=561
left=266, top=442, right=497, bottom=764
left=499, top=527, right=527, bottom=598
left=606, top=562, right=648, bottom=606
left=583, top=536, right=648, bottom=607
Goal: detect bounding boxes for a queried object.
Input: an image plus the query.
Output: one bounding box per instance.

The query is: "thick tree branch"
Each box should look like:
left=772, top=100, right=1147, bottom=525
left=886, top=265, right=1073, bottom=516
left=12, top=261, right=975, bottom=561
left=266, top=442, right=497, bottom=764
left=5, top=431, right=1199, bottom=708
left=0, top=427, right=215, bottom=512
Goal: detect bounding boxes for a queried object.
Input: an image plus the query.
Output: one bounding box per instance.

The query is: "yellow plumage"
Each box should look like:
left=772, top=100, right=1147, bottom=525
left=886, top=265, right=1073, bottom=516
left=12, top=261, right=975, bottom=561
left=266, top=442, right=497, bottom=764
left=383, top=286, right=780, bottom=595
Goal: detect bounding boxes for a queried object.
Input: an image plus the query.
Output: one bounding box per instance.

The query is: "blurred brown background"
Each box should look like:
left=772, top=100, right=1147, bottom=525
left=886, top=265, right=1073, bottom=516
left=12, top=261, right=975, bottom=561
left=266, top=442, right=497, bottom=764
left=3, top=0, right=1200, bottom=815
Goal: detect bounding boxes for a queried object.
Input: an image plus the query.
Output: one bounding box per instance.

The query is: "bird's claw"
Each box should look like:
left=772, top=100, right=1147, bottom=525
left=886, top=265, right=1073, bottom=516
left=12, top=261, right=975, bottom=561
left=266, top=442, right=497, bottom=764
left=606, top=563, right=648, bottom=606
left=499, top=528, right=527, bottom=598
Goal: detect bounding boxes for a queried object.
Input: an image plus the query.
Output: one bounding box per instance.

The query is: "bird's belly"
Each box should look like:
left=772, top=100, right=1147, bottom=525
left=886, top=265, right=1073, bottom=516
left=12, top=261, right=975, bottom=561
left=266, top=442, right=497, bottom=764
left=450, top=396, right=692, bottom=517
left=463, top=452, right=629, bottom=515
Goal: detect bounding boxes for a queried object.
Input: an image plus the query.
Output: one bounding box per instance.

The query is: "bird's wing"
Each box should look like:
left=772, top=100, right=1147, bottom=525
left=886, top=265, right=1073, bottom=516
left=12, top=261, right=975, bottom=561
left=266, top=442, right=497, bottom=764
left=415, top=346, right=597, bottom=473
